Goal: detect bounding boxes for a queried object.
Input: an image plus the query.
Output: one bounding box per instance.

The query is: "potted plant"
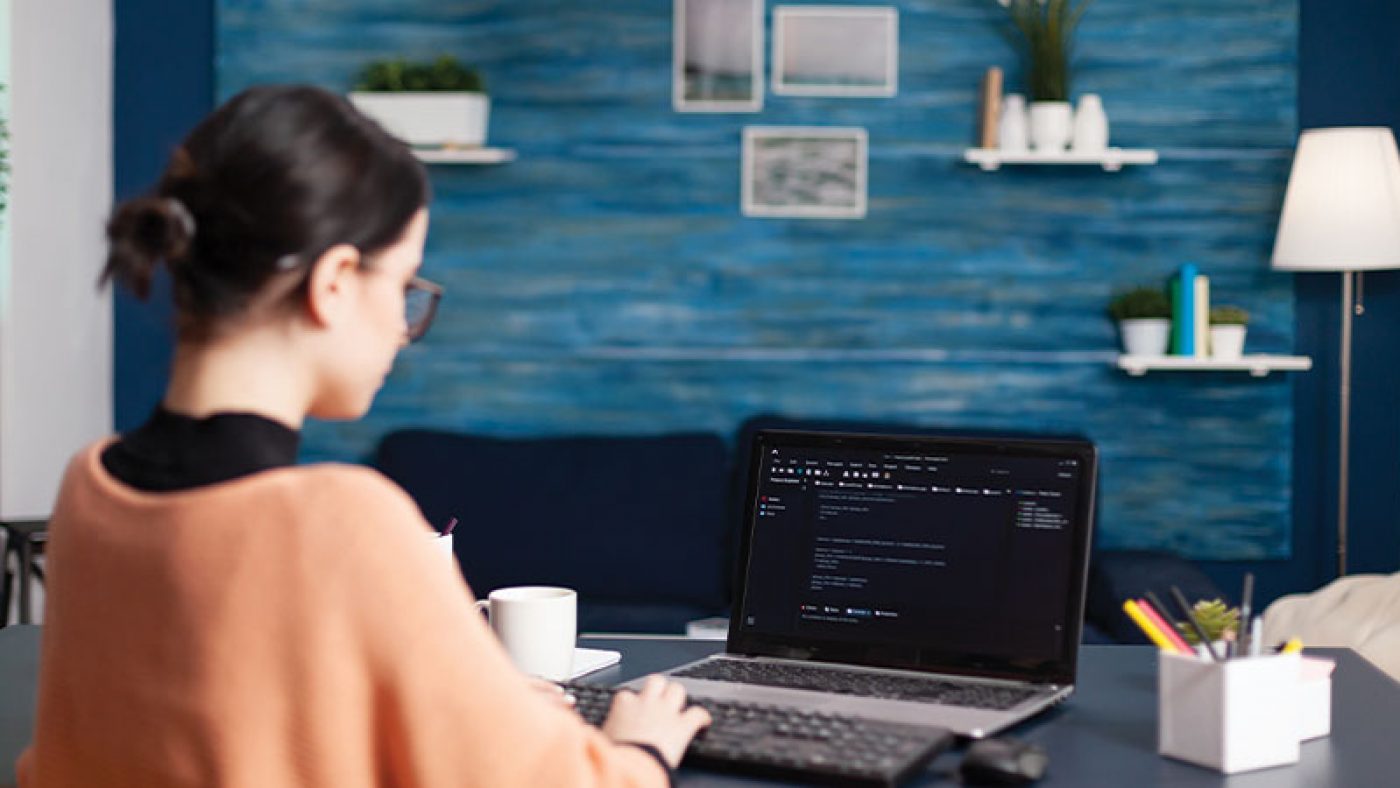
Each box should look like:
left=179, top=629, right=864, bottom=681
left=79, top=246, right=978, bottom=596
left=1173, top=598, right=1240, bottom=648
left=349, top=55, right=490, bottom=148
left=1209, top=305, right=1249, bottom=359
left=1002, top=0, right=1090, bottom=152
left=1108, top=286, right=1172, bottom=356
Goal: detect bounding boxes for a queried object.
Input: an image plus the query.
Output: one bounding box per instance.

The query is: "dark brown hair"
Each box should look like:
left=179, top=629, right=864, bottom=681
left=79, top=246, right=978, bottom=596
left=103, top=84, right=429, bottom=337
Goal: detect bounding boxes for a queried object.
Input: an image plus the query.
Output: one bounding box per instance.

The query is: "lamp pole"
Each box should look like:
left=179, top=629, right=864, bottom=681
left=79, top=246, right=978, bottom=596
left=1337, top=271, right=1353, bottom=577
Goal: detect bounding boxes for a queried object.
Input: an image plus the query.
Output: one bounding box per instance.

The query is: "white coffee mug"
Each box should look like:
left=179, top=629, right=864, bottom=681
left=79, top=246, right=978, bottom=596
left=475, top=586, right=577, bottom=680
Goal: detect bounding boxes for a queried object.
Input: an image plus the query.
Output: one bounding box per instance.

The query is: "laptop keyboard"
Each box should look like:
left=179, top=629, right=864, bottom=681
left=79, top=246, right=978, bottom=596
left=563, top=681, right=953, bottom=787
left=674, top=659, right=1041, bottom=711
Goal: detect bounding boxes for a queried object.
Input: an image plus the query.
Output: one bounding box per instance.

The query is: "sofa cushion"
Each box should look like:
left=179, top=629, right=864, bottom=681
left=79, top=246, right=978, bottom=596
left=375, top=429, right=734, bottom=630
left=1264, top=573, right=1400, bottom=682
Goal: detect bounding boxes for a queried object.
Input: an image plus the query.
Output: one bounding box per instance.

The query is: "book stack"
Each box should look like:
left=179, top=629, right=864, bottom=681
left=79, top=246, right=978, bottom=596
left=1170, top=265, right=1210, bottom=357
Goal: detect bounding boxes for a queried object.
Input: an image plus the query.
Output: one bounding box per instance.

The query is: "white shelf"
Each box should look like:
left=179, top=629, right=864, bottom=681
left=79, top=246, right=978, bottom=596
left=1117, top=354, right=1313, bottom=377
left=412, top=147, right=517, bottom=165
left=964, top=148, right=1159, bottom=172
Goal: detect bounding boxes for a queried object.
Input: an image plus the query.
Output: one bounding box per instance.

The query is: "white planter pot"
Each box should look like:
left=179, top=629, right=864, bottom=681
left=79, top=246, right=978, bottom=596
left=349, top=92, right=490, bottom=147
left=1071, top=94, right=1109, bottom=153
left=998, top=93, right=1029, bottom=152
left=1120, top=318, right=1172, bottom=356
left=1210, top=325, right=1247, bottom=359
left=1029, top=101, right=1073, bottom=151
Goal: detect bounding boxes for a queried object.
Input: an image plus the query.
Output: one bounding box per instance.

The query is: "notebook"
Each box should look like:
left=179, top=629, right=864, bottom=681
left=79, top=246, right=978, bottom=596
left=571, top=647, right=621, bottom=679
left=626, top=429, right=1098, bottom=738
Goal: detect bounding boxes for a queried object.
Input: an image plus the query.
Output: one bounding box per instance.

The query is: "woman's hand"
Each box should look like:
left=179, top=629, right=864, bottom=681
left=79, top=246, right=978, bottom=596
left=602, top=675, right=712, bottom=768
left=529, top=677, right=576, bottom=711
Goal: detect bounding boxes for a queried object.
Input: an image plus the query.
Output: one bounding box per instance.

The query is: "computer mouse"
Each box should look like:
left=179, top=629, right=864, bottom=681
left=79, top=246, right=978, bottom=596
left=958, top=736, right=1049, bottom=785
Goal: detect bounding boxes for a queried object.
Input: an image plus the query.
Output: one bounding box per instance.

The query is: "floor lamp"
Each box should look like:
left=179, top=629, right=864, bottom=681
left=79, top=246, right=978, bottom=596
left=1271, top=127, right=1400, bottom=577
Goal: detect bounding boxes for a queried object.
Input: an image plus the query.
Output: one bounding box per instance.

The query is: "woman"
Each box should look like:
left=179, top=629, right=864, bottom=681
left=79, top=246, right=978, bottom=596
left=19, top=85, right=708, bottom=787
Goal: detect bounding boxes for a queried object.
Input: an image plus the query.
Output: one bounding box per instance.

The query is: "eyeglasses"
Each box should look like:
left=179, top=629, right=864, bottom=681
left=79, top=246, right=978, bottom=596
left=405, top=276, right=443, bottom=342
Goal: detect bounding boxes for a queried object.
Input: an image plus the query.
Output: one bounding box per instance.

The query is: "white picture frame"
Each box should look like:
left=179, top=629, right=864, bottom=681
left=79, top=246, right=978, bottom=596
left=772, top=6, right=899, bottom=98
left=673, top=0, right=764, bottom=112
left=742, top=126, right=869, bottom=219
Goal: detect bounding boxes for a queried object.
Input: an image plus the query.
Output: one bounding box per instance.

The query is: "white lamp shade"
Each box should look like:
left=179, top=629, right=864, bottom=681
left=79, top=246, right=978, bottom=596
left=1271, top=127, right=1400, bottom=272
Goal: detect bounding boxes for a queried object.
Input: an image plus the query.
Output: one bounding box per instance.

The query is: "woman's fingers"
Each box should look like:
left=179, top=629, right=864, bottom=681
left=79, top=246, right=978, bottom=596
left=529, top=677, right=576, bottom=709
left=638, top=674, right=669, bottom=698
left=681, top=704, right=713, bottom=734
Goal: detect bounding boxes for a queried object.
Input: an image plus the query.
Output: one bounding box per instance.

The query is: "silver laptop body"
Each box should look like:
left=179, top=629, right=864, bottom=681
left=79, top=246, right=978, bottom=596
left=626, top=429, right=1097, bottom=738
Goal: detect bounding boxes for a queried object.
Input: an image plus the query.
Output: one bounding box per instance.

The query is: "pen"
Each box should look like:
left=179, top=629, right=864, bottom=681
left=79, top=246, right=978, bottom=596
left=1136, top=597, right=1194, bottom=655
left=1238, top=572, right=1254, bottom=657
left=1123, top=600, right=1185, bottom=654
left=1144, top=591, right=1183, bottom=645
left=1170, top=586, right=1222, bottom=662
left=441, top=516, right=459, bottom=536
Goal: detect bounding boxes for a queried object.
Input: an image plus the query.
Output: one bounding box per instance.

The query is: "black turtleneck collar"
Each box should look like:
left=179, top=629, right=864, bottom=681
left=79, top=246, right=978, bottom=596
left=100, top=406, right=301, bottom=492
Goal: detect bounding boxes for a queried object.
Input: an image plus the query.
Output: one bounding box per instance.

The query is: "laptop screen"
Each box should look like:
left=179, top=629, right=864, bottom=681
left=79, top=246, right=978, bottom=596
left=729, top=430, right=1097, bottom=686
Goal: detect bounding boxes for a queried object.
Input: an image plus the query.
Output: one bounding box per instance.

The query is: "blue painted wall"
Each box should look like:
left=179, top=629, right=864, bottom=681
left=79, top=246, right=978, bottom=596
left=214, top=0, right=1298, bottom=560
left=1289, top=0, right=1400, bottom=580
left=112, top=0, right=209, bottom=428
left=114, top=0, right=1400, bottom=602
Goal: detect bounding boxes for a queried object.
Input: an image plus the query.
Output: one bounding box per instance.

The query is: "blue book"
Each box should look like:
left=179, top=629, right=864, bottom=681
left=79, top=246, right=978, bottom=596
left=1175, top=264, right=1197, bottom=356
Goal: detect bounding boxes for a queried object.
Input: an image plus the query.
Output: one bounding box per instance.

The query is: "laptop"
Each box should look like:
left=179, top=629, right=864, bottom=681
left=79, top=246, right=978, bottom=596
left=627, top=428, right=1097, bottom=738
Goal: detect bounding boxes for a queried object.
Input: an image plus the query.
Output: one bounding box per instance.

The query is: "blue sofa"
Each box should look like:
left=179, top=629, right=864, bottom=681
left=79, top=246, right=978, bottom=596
left=374, top=416, right=1224, bottom=638
left=375, top=429, right=736, bottom=633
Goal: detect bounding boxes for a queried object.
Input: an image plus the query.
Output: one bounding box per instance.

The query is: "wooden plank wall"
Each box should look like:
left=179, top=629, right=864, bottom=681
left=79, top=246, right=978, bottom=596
left=217, top=0, right=1298, bottom=559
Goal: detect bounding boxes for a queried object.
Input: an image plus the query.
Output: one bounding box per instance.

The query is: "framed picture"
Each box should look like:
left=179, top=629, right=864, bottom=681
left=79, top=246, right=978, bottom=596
left=772, top=6, right=899, bottom=97
left=742, top=127, right=868, bottom=219
left=674, top=0, right=764, bottom=112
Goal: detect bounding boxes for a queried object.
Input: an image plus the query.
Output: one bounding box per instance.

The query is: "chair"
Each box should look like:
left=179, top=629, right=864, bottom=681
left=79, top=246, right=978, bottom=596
left=1, top=520, right=48, bottom=626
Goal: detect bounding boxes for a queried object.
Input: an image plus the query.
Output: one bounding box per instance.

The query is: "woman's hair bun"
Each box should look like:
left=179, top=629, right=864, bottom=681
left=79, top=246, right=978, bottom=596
left=102, top=196, right=196, bottom=300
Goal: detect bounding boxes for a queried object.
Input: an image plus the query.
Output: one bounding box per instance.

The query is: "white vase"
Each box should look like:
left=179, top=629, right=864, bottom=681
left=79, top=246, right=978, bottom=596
left=1071, top=94, right=1110, bottom=153
left=1210, top=325, right=1247, bottom=359
left=1120, top=319, right=1172, bottom=356
left=348, top=92, right=490, bottom=147
left=1029, top=101, right=1073, bottom=151
left=998, top=93, right=1029, bottom=152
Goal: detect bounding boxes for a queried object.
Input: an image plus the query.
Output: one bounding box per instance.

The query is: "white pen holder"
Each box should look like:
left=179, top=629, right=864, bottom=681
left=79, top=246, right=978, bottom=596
left=1158, top=651, right=1301, bottom=774
left=1297, top=656, right=1333, bottom=741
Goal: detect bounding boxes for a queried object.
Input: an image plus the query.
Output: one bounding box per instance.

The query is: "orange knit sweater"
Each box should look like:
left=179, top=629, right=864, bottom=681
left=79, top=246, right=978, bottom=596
left=17, top=442, right=665, bottom=788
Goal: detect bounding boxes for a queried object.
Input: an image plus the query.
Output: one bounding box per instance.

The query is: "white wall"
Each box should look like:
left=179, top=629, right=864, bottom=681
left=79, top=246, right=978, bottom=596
left=0, top=0, right=114, bottom=519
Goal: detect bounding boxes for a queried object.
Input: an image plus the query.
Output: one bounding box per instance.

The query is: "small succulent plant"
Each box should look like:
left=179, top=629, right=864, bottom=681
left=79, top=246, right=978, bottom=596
left=356, top=55, right=486, bottom=93
left=1176, top=598, right=1240, bottom=645
left=1107, top=286, right=1172, bottom=321
left=1210, top=305, right=1250, bottom=326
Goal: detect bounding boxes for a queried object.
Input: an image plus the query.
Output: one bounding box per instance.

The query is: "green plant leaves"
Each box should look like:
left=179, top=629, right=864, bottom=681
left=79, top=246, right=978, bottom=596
left=1209, top=306, right=1250, bottom=326
left=1003, top=0, right=1091, bottom=102
left=355, top=55, right=486, bottom=93
left=1108, top=286, right=1172, bottom=321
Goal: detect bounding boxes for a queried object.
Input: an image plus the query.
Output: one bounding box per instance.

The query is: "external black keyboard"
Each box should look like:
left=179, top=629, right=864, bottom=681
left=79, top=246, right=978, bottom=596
left=673, top=659, right=1040, bottom=711
left=563, top=682, right=953, bottom=787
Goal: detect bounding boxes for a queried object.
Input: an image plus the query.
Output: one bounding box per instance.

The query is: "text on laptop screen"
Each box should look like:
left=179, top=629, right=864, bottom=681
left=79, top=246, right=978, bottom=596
left=736, top=435, right=1088, bottom=672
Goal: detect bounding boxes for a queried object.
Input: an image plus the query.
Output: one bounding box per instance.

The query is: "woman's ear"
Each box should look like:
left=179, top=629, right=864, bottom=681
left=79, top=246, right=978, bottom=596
left=304, top=244, right=362, bottom=329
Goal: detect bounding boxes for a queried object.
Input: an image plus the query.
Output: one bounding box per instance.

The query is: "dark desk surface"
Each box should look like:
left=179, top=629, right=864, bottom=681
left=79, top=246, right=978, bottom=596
left=2, top=626, right=1397, bottom=787
left=574, top=636, right=1400, bottom=787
